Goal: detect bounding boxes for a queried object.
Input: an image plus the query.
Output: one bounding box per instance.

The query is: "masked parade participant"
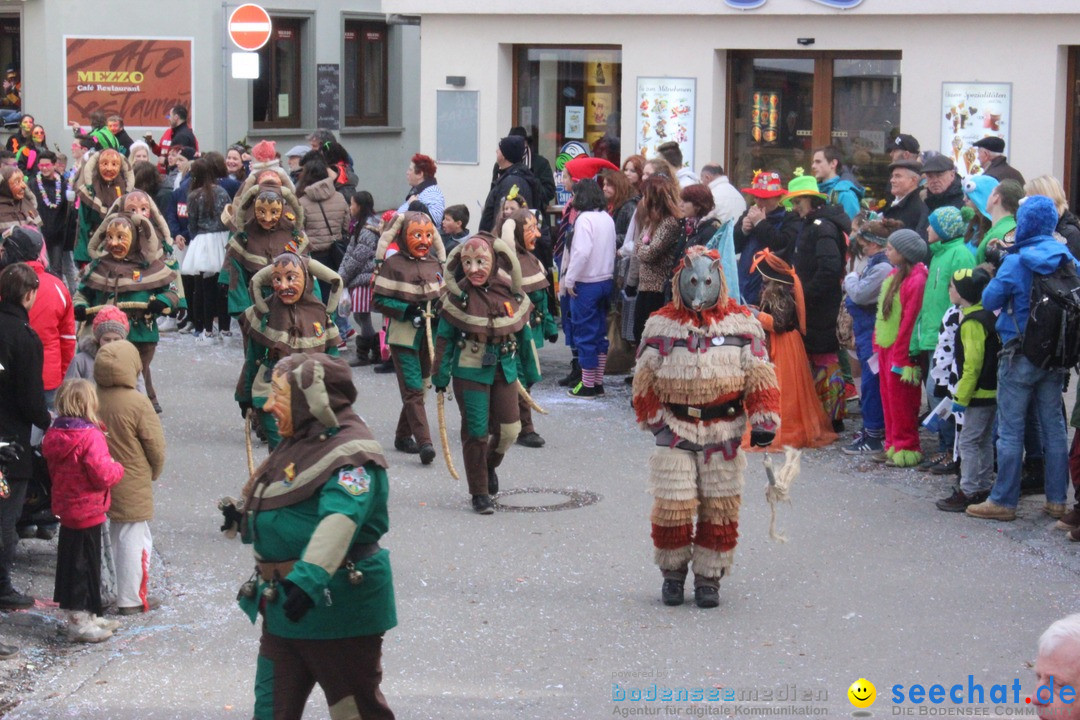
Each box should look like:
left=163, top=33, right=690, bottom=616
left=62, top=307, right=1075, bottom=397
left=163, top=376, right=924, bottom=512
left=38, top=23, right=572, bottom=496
left=221, top=353, right=397, bottom=720
left=371, top=211, right=446, bottom=466
left=632, top=246, right=780, bottom=608
left=432, top=231, right=540, bottom=514
left=504, top=210, right=557, bottom=449
left=237, top=252, right=342, bottom=449
left=221, top=182, right=308, bottom=316
left=73, top=210, right=181, bottom=414
left=74, top=148, right=132, bottom=265
left=0, top=166, right=40, bottom=233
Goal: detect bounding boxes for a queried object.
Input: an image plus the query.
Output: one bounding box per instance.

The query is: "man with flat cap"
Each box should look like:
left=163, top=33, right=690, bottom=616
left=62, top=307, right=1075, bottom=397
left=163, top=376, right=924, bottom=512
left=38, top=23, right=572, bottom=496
left=921, top=155, right=965, bottom=213
left=972, top=136, right=1024, bottom=185
left=884, top=159, right=929, bottom=239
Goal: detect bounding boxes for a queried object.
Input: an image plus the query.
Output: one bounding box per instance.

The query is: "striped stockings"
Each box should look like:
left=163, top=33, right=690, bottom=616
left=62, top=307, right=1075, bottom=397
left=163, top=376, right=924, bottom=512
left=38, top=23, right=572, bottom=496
left=581, top=353, right=607, bottom=388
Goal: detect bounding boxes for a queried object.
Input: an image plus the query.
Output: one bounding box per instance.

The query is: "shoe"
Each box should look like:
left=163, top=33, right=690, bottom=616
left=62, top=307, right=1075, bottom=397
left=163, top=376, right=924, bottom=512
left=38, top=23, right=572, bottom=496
left=336, top=338, right=348, bottom=350
left=35, top=524, right=57, bottom=540
left=843, top=382, right=858, bottom=401
left=220, top=330, right=233, bottom=338
left=92, top=614, right=121, bottom=632
left=116, top=597, right=160, bottom=615
left=557, top=359, right=581, bottom=388
left=694, top=586, right=720, bottom=609
left=936, top=487, right=987, bottom=513
left=930, top=459, right=960, bottom=476
left=1069, top=527, right=1080, bottom=542
left=965, top=499, right=1017, bottom=521
left=350, top=337, right=374, bottom=367
left=0, top=591, right=34, bottom=610
left=0, top=642, right=17, bottom=660
left=1055, top=505, right=1080, bottom=531
left=1020, top=459, right=1045, bottom=496
left=471, top=494, right=495, bottom=515
left=372, top=359, right=395, bottom=374
left=624, top=375, right=634, bottom=386
left=342, top=328, right=356, bottom=341
left=177, top=323, right=195, bottom=335
left=832, top=419, right=845, bottom=433
left=516, top=431, right=546, bottom=448
left=394, top=437, right=420, bottom=454
left=661, top=578, right=684, bottom=606
left=151, top=400, right=163, bottom=415
left=156, top=316, right=177, bottom=333
left=568, top=382, right=600, bottom=398
left=870, top=450, right=889, bottom=463
left=919, top=452, right=948, bottom=470
left=1044, top=502, right=1068, bottom=519
left=594, top=384, right=605, bottom=396
left=15, top=524, right=36, bottom=540
left=842, top=433, right=883, bottom=455
left=67, top=612, right=112, bottom=643
left=418, top=443, right=436, bottom=465
left=487, top=467, right=499, bottom=496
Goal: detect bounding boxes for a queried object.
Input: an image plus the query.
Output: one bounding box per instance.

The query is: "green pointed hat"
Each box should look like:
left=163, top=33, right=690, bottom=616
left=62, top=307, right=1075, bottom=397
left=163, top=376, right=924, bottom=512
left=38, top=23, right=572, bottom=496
left=782, top=167, right=827, bottom=209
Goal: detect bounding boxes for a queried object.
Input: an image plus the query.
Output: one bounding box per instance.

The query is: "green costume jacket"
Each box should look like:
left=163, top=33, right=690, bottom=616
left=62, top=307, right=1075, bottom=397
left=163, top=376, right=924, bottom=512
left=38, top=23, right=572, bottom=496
left=433, top=319, right=540, bottom=389
left=975, top=215, right=1016, bottom=265
left=73, top=281, right=180, bottom=344
left=239, top=463, right=397, bottom=639
left=373, top=295, right=432, bottom=351
left=911, top=236, right=975, bottom=354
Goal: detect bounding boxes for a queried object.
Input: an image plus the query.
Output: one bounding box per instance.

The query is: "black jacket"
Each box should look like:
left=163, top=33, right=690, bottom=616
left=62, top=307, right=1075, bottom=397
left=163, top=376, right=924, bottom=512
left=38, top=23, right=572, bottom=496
left=480, top=162, right=541, bottom=233
left=684, top=217, right=722, bottom=249
left=34, top=173, right=68, bottom=249
left=114, top=128, right=135, bottom=154
left=792, top=205, right=849, bottom=355
left=170, top=121, right=197, bottom=151
left=0, top=300, right=50, bottom=479
left=924, top=177, right=965, bottom=213
left=733, top=206, right=800, bottom=306
left=1058, top=211, right=1080, bottom=262
left=982, top=156, right=1025, bottom=186
left=884, top=190, right=929, bottom=240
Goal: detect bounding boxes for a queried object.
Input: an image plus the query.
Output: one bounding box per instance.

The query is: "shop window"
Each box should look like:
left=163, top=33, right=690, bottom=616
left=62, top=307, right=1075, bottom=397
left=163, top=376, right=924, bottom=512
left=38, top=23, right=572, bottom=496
left=253, top=18, right=303, bottom=129
left=728, top=51, right=900, bottom=210
left=514, top=46, right=622, bottom=198
left=0, top=18, right=20, bottom=125
left=1067, top=47, right=1080, bottom=210
left=344, top=21, right=388, bottom=127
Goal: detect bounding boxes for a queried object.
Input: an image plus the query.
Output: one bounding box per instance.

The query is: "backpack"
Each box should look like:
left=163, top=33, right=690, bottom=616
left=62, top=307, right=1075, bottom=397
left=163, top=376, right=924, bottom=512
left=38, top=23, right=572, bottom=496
left=1021, top=260, right=1080, bottom=370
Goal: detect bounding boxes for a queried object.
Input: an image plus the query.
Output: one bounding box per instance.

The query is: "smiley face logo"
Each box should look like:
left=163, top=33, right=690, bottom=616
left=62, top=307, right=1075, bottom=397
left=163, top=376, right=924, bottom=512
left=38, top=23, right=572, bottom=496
left=848, top=678, right=876, bottom=708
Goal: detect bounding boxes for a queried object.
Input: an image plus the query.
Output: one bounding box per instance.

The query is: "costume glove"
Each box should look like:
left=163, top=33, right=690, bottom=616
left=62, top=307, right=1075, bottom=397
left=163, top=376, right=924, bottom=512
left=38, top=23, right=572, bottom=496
left=951, top=402, right=967, bottom=414
left=146, top=298, right=168, bottom=315
left=73, top=305, right=87, bottom=322
left=239, top=401, right=252, bottom=419
left=0, top=441, right=22, bottom=466
left=280, top=579, right=315, bottom=622
left=545, top=334, right=559, bottom=344
left=899, top=366, right=922, bottom=386
left=219, top=503, right=243, bottom=534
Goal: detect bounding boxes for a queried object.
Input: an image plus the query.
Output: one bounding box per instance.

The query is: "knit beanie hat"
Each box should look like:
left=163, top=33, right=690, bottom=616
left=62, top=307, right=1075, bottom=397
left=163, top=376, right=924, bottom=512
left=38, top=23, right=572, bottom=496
left=92, top=305, right=129, bottom=341
left=962, top=174, right=999, bottom=220
left=498, top=135, right=526, bottom=165
left=887, top=228, right=927, bottom=264
left=951, top=267, right=991, bottom=305
left=928, top=206, right=965, bottom=241
left=0, top=225, right=44, bottom=267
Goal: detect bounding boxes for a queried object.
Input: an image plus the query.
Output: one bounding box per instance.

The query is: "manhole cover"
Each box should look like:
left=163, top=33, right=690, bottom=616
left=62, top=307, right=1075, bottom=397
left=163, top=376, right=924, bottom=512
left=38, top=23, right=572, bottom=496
left=493, top=487, right=601, bottom=512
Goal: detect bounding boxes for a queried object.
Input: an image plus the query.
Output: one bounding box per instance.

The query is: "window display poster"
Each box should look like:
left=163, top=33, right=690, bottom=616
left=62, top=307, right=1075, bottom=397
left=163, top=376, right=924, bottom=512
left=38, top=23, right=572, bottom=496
left=565, top=106, right=584, bottom=139
left=588, top=92, right=612, bottom=126
left=751, top=89, right=780, bottom=144
left=940, top=82, right=1012, bottom=177
left=65, top=37, right=193, bottom=128
left=588, top=53, right=613, bottom=87
left=635, top=77, right=696, bottom=168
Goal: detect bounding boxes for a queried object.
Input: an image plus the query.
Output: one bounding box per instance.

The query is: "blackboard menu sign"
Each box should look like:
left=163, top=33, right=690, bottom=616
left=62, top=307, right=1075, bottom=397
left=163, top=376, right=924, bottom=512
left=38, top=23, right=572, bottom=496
left=317, top=63, right=340, bottom=130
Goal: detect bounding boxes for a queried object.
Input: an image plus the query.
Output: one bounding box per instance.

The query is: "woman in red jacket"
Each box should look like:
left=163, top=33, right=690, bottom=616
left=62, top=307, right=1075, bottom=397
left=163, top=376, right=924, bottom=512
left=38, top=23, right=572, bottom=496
left=42, top=379, right=124, bottom=643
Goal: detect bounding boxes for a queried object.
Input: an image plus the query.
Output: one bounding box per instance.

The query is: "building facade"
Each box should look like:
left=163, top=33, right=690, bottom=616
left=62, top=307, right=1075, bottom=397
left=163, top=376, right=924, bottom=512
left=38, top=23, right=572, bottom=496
left=0, top=0, right=419, bottom=207
left=385, top=0, right=1080, bottom=213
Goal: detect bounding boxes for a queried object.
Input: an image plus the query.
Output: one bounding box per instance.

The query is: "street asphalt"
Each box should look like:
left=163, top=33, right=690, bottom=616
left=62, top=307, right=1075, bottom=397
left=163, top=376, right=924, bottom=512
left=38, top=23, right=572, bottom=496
left=1, top=329, right=1078, bottom=718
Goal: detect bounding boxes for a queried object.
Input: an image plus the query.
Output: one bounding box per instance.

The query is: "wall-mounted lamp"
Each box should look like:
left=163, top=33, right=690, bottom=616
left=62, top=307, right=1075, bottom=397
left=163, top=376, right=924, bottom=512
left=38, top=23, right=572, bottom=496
left=797, top=37, right=815, bottom=46
left=446, top=76, right=466, bottom=87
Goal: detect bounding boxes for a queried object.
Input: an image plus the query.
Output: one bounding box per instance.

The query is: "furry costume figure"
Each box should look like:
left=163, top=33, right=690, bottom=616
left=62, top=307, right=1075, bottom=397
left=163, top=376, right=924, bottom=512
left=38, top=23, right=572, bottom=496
left=236, top=253, right=341, bottom=449
left=632, top=246, right=780, bottom=608
left=74, top=149, right=133, bottom=263
left=372, top=211, right=446, bottom=464
left=220, top=181, right=308, bottom=315
left=0, top=165, right=40, bottom=233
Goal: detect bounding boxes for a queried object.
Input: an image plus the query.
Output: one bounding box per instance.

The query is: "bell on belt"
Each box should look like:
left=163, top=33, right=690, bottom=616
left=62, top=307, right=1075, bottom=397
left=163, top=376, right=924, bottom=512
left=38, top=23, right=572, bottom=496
left=345, top=560, right=364, bottom=585
left=237, top=571, right=259, bottom=600
left=261, top=580, right=279, bottom=603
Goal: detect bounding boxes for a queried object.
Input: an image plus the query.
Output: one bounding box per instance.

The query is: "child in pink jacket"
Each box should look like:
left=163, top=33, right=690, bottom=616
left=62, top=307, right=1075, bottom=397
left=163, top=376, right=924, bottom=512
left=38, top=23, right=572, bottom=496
left=41, top=379, right=124, bottom=643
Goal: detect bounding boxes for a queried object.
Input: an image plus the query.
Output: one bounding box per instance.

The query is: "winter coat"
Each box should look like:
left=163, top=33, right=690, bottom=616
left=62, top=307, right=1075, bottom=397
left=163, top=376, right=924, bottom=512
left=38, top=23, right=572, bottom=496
left=396, top=179, right=446, bottom=226
left=976, top=215, right=1016, bottom=265
left=35, top=173, right=69, bottom=250
left=0, top=299, right=51, bottom=479
left=911, top=236, right=975, bottom=354
left=924, top=176, right=966, bottom=213
left=338, top=215, right=379, bottom=291
left=982, top=156, right=1025, bottom=186
left=733, top=206, right=799, bottom=306
left=480, top=162, right=541, bottom=233
left=818, top=175, right=862, bottom=222
left=25, top=260, right=75, bottom=391
left=41, top=417, right=124, bottom=529
left=792, top=204, right=849, bottom=354
left=1057, top=211, right=1080, bottom=262
left=634, top=216, right=682, bottom=294
left=299, top=173, right=349, bottom=255
left=706, top=175, right=747, bottom=225
left=613, top=197, right=639, bottom=249
left=883, top=190, right=930, bottom=240
left=186, top=185, right=230, bottom=237
left=844, top=251, right=892, bottom=359
left=66, top=334, right=147, bottom=394
left=94, top=341, right=165, bottom=523
left=873, top=263, right=928, bottom=370
left=983, top=199, right=1080, bottom=345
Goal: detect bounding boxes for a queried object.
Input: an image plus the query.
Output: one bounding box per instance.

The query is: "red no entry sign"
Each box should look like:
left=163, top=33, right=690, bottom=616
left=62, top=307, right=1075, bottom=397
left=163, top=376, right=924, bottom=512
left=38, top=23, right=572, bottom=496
left=228, top=4, right=272, bottom=52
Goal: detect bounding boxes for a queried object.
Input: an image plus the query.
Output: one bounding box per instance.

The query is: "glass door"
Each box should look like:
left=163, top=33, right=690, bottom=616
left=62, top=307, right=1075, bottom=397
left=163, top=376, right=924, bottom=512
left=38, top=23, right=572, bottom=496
left=1068, top=48, right=1080, bottom=211
left=831, top=58, right=901, bottom=208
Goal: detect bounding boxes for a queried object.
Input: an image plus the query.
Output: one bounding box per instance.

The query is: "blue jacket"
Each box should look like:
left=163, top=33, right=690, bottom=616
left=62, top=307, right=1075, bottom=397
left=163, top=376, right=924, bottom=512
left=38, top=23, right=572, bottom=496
left=845, top=251, right=892, bottom=358
left=818, top=176, right=863, bottom=223
left=982, top=196, right=1079, bottom=344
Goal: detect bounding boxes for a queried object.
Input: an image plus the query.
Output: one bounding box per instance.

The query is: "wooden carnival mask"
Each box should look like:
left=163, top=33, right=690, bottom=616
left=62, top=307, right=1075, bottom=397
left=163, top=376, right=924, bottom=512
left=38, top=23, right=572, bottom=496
left=98, top=149, right=122, bottom=183
left=123, top=191, right=153, bottom=220
left=254, top=192, right=284, bottom=231
left=265, top=369, right=294, bottom=437
left=270, top=255, right=305, bottom=305
left=104, top=218, right=134, bottom=260
left=460, top=237, right=493, bottom=287
left=404, top=216, right=435, bottom=258
left=6, top=171, right=25, bottom=200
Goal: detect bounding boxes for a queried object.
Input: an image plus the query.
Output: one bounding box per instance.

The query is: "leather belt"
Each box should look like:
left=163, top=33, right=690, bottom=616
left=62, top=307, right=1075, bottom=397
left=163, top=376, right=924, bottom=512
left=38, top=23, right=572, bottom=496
left=256, top=542, right=381, bottom=582
left=667, top=400, right=743, bottom=422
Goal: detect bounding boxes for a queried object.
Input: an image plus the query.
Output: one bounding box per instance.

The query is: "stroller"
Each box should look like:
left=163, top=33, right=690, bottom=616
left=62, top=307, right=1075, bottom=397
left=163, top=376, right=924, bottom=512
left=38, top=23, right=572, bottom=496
left=15, top=444, right=58, bottom=541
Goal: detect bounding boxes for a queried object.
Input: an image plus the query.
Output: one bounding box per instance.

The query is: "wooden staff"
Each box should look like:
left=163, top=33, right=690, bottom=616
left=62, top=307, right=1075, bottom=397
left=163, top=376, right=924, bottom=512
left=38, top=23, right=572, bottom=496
left=515, top=381, right=548, bottom=415
left=436, top=391, right=460, bottom=480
